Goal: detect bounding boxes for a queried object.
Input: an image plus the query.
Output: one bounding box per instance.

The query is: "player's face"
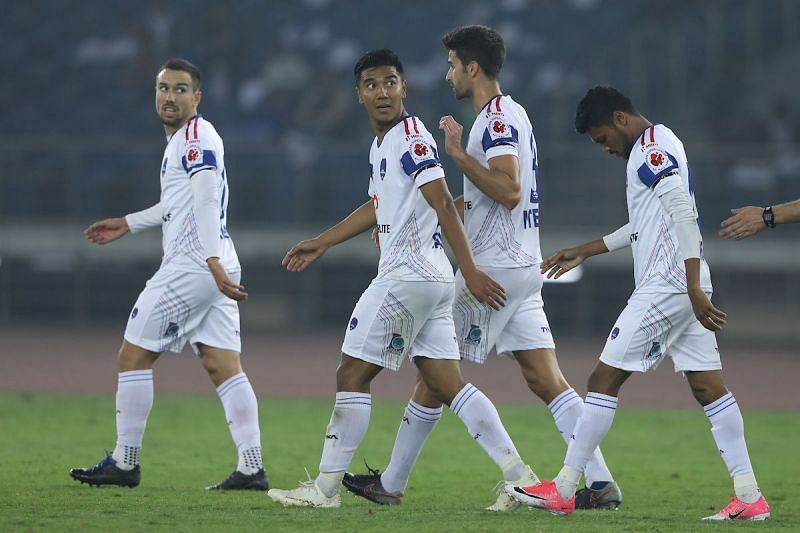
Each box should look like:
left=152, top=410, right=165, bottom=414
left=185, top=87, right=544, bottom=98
left=155, top=69, right=201, bottom=133
left=356, top=66, right=407, bottom=128
left=445, top=50, right=471, bottom=100
left=587, top=123, right=633, bottom=159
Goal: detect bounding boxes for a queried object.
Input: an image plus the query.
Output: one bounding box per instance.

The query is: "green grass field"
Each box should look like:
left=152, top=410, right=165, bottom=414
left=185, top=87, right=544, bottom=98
left=1, top=392, right=796, bottom=532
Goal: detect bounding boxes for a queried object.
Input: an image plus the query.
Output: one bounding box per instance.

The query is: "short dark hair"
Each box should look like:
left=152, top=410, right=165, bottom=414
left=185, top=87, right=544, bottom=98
left=574, top=85, right=637, bottom=134
left=441, top=25, right=505, bottom=79
left=159, top=58, right=202, bottom=90
left=353, top=49, right=404, bottom=83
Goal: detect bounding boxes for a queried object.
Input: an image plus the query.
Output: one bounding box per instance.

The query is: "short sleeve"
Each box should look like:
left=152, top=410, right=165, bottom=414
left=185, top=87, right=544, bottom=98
left=482, top=114, right=519, bottom=159
left=181, top=120, right=219, bottom=176
left=636, top=145, right=680, bottom=189
left=399, top=118, right=444, bottom=186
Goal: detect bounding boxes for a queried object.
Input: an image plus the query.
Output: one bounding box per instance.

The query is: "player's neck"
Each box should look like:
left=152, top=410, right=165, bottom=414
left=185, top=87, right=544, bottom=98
left=471, top=80, right=503, bottom=114
left=372, top=108, right=407, bottom=143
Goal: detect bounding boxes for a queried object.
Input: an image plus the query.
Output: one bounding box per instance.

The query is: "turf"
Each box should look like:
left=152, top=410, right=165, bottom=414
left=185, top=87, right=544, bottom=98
left=0, top=392, right=796, bottom=531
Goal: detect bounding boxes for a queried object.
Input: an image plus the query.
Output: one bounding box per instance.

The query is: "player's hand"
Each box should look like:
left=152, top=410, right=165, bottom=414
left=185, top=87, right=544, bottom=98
left=208, top=258, right=248, bottom=301
left=439, top=115, right=465, bottom=159
left=282, top=238, right=330, bottom=272
left=463, top=268, right=506, bottom=310
left=688, top=288, right=726, bottom=331
left=541, top=247, right=586, bottom=279
left=719, top=206, right=766, bottom=240
left=84, top=217, right=130, bottom=245
left=371, top=226, right=380, bottom=251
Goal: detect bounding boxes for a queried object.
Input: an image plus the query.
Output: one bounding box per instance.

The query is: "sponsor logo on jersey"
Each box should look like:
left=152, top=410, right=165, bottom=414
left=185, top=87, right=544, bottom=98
left=387, top=333, right=405, bottom=354
left=380, top=158, right=387, bottom=180
left=644, top=147, right=668, bottom=172
left=185, top=145, right=202, bottom=164
left=432, top=230, right=443, bottom=249
left=349, top=317, right=358, bottom=330
left=408, top=140, right=433, bottom=165
left=488, top=118, right=510, bottom=141
left=523, top=207, right=540, bottom=229
left=131, top=307, right=138, bottom=319
left=377, top=224, right=391, bottom=234
left=540, top=326, right=550, bottom=333
left=465, top=324, right=482, bottom=344
left=610, top=327, right=620, bottom=340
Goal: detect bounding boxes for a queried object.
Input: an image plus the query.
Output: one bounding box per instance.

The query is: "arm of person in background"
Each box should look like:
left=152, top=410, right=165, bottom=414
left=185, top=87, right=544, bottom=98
left=654, top=177, right=726, bottom=331
left=190, top=168, right=247, bottom=302
left=419, top=178, right=506, bottom=310
left=84, top=202, right=162, bottom=245
left=719, top=199, right=800, bottom=240
left=283, top=200, right=376, bottom=273
left=540, top=234, right=615, bottom=280
left=439, top=115, right=521, bottom=210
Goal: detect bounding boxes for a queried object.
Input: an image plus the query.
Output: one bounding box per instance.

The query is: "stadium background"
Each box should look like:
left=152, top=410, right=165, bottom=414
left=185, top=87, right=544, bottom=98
left=1, top=0, right=798, bottom=409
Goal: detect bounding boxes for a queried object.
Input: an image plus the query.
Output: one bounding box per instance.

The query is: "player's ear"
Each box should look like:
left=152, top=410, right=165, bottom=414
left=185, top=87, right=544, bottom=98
left=613, top=110, right=627, bottom=127
left=467, top=60, right=480, bottom=78
left=355, top=86, right=364, bottom=105
left=194, top=89, right=202, bottom=107
left=401, top=79, right=407, bottom=99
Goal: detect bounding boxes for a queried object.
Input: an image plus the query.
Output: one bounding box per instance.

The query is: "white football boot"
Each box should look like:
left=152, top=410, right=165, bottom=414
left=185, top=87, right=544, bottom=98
left=485, top=465, right=540, bottom=511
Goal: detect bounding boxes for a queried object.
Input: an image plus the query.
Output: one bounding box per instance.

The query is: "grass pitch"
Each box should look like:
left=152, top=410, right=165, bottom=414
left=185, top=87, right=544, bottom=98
left=1, top=392, right=796, bottom=532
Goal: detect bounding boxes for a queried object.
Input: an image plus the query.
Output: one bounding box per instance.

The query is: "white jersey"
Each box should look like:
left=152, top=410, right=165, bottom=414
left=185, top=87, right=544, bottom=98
left=159, top=115, right=240, bottom=274
left=369, top=115, right=454, bottom=283
left=626, top=124, right=712, bottom=294
left=464, top=94, right=541, bottom=268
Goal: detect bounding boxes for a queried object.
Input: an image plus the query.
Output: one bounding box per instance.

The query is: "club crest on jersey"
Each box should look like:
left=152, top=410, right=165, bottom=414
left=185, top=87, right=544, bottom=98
left=349, top=317, right=358, bottom=330
left=387, top=333, right=405, bottom=355
left=465, top=324, right=482, bottom=344
left=380, top=158, right=387, bottom=180
left=610, top=327, right=619, bottom=340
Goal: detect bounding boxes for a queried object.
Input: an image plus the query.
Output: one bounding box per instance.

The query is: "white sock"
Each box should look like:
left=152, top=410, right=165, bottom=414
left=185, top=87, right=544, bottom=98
left=451, top=383, right=525, bottom=481
left=216, top=373, right=262, bottom=475
left=316, top=392, right=372, bottom=497
left=704, top=392, right=760, bottom=503
left=381, top=400, right=443, bottom=495
left=549, top=388, right=614, bottom=487
left=560, top=392, right=618, bottom=498
left=112, top=370, right=153, bottom=470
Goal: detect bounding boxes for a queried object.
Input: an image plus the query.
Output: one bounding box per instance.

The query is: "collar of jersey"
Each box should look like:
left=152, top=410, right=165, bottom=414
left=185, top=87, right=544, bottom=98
left=376, top=114, right=411, bottom=147
left=165, top=113, right=203, bottom=143
left=478, top=93, right=508, bottom=114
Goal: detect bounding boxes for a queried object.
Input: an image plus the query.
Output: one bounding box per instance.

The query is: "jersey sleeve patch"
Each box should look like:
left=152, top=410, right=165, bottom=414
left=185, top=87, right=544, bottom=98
left=400, top=139, right=441, bottom=177
left=481, top=118, right=519, bottom=153
left=637, top=147, right=679, bottom=188
left=182, top=144, right=218, bottom=176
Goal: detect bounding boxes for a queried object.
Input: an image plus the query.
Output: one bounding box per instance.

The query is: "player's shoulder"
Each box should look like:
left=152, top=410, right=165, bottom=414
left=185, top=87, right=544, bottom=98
left=179, top=115, right=222, bottom=146
left=631, top=124, right=682, bottom=187
left=397, top=114, right=434, bottom=140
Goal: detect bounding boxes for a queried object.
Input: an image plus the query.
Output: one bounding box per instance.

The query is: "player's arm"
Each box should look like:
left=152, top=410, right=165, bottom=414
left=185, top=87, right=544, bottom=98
left=453, top=195, right=465, bottom=222
left=439, top=115, right=520, bottom=209
left=719, top=199, right=800, bottom=240
left=191, top=168, right=247, bottom=301
left=540, top=236, right=612, bottom=280
left=420, top=178, right=506, bottom=310
left=654, top=177, right=725, bottom=331
left=84, top=203, right=162, bottom=245
left=282, top=200, right=376, bottom=273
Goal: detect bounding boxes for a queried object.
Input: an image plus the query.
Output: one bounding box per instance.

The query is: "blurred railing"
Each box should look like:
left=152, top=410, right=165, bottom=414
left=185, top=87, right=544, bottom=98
left=1, top=140, right=798, bottom=340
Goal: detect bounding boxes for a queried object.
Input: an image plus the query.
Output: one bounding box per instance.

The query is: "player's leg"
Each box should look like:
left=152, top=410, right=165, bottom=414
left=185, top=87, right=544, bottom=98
left=69, top=340, right=159, bottom=487
left=514, top=348, right=620, bottom=508
left=416, top=356, right=533, bottom=484
left=376, top=372, right=443, bottom=497
left=199, top=344, right=267, bottom=490
left=268, top=353, right=381, bottom=507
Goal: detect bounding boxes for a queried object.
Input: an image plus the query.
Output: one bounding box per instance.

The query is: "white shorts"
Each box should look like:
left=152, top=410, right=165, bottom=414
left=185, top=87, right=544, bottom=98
left=599, top=291, right=721, bottom=373
left=341, top=278, right=460, bottom=371
left=124, top=268, right=241, bottom=355
left=454, top=266, right=555, bottom=363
